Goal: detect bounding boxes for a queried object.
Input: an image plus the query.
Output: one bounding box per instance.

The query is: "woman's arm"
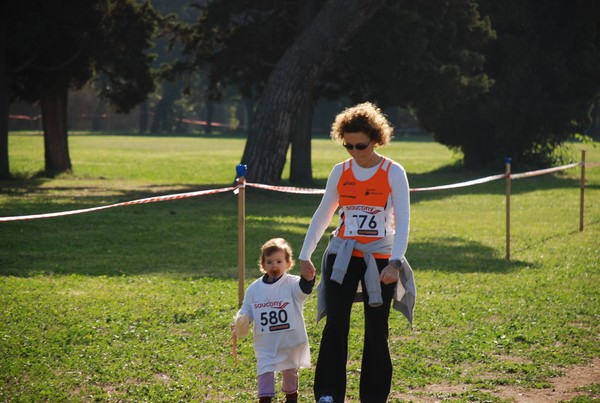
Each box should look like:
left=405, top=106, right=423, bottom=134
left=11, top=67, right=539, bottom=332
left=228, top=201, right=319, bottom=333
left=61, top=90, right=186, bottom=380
left=298, top=164, right=342, bottom=262
left=389, top=162, right=410, bottom=260
left=380, top=162, right=410, bottom=284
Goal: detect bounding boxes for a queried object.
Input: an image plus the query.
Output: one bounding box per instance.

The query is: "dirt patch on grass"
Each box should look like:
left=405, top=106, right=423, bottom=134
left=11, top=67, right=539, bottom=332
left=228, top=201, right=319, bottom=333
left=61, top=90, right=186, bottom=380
left=391, top=357, right=599, bottom=402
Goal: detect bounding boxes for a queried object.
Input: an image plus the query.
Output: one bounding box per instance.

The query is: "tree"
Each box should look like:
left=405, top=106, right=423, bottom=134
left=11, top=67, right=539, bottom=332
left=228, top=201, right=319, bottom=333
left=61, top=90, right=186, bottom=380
left=0, top=1, right=10, bottom=178
left=240, top=0, right=386, bottom=184
left=172, top=0, right=493, bottom=183
left=288, top=0, right=320, bottom=185
left=145, top=0, right=201, bottom=135
left=3, top=0, right=157, bottom=177
left=320, top=0, right=494, bottom=111
left=169, top=0, right=317, bottom=182
left=417, top=0, right=600, bottom=168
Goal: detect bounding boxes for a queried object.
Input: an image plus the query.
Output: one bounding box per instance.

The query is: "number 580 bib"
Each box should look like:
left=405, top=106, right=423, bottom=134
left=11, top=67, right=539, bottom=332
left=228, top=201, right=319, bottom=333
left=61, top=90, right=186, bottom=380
left=252, top=298, right=297, bottom=334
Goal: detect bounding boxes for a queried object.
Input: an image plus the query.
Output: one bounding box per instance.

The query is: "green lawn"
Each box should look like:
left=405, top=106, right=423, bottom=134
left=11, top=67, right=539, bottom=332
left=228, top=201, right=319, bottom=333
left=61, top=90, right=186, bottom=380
left=1, top=133, right=598, bottom=402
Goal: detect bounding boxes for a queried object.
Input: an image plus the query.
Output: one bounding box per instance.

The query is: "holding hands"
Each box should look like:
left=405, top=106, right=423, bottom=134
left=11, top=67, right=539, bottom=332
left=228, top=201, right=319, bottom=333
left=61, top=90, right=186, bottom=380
left=299, top=259, right=316, bottom=281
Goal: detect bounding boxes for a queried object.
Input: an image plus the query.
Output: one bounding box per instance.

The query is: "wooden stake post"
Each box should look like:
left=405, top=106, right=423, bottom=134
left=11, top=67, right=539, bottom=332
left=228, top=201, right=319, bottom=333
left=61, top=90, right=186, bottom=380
left=236, top=164, right=247, bottom=307
left=505, top=158, right=511, bottom=261
left=580, top=150, right=586, bottom=232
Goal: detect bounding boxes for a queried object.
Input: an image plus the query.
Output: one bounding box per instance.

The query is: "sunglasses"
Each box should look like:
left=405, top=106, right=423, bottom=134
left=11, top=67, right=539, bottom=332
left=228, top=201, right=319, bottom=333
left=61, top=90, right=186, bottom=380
left=342, top=141, right=371, bottom=151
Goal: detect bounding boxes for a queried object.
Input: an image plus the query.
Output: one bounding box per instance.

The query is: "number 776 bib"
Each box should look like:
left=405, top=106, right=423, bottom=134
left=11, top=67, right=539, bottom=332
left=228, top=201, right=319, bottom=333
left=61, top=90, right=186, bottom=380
left=342, top=204, right=385, bottom=237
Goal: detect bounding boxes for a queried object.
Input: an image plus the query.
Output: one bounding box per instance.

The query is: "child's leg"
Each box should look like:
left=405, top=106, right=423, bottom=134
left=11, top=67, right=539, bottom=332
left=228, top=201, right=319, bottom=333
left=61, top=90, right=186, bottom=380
left=281, top=368, right=299, bottom=394
left=258, top=372, right=275, bottom=398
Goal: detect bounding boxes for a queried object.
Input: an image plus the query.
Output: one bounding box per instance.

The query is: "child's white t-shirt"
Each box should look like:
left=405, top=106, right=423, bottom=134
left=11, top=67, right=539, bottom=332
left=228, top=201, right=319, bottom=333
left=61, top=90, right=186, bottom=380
left=239, top=273, right=311, bottom=375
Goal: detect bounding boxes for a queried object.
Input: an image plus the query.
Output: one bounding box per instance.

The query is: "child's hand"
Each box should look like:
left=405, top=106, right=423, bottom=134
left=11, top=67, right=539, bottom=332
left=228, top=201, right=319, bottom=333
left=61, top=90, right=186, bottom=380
left=232, top=313, right=250, bottom=338
left=299, top=259, right=316, bottom=281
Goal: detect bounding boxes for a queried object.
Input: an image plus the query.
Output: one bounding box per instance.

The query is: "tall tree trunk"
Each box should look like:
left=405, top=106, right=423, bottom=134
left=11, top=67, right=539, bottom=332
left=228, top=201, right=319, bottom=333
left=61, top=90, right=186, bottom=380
left=41, top=81, right=71, bottom=175
left=0, top=82, right=7, bottom=179
left=0, top=2, right=10, bottom=179
left=92, top=75, right=108, bottom=131
left=290, top=86, right=315, bottom=185
left=240, top=0, right=385, bottom=184
left=205, top=100, right=214, bottom=135
left=139, top=98, right=148, bottom=134
left=150, top=82, right=179, bottom=134
left=590, top=100, right=600, bottom=136
left=243, top=98, right=255, bottom=136
left=289, top=0, right=318, bottom=186
left=150, top=95, right=168, bottom=134
left=91, top=97, right=106, bottom=131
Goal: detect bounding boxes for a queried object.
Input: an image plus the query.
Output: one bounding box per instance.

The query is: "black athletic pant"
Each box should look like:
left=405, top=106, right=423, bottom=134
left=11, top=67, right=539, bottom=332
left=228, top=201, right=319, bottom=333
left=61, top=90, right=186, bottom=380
left=314, top=254, right=396, bottom=403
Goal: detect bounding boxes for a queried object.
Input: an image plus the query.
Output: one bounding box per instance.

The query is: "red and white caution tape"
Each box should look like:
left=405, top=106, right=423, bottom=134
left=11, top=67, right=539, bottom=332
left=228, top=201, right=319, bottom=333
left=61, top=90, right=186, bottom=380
left=510, top=163, right=579, bottom=179
left=410, top=173, right=507, bottom=192
left=0, top=186, right=237, bottom=222
left=9, top=114, right=42, bottom=121
left=1, top=161, right=597, bottom=222
left=246, top=182, right=325, bottom=194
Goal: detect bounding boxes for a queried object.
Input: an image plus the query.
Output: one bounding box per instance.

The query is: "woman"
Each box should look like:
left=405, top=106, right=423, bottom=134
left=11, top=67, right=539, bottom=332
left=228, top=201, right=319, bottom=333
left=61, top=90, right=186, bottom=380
left=299, top=102, right=412, bottom=403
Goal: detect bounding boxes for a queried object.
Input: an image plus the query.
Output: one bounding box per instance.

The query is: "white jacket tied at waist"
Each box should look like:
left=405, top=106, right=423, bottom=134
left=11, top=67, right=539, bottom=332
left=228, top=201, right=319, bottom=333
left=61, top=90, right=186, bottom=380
left=316, top=235, right=416, bottom=326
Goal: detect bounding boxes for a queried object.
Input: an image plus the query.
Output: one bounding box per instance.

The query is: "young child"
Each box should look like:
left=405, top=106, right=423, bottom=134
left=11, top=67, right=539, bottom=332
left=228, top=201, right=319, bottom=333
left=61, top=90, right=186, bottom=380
left=232, top=238, right=315, bottom=403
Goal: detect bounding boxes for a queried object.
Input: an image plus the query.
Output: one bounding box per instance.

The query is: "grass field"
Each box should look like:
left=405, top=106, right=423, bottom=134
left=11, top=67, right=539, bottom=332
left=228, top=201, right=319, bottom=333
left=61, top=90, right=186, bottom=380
left=1, top=132, right=599, bottom=402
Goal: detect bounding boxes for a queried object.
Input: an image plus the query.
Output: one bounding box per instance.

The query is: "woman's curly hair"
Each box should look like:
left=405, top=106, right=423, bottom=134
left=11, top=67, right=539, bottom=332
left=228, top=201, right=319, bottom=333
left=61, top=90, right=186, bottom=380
left=330, top=102, right=394, bottom=147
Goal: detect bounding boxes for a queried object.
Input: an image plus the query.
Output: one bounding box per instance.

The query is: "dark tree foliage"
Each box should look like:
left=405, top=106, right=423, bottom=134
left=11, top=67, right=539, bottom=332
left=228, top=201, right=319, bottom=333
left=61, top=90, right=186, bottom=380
left=418, top=0, right=600, bottom=169
left=168, top=0, right=329, bottom=184
left=170, top=0, right=315, bottom=101
left=169, top=0, right=493, bottom=183
left=320, top=0, right=494, bottom=110
left=3, top=0, right=157, bottom=176
left=239, top=0, right=386, bottom=184
left=145, top=0, right=199, bottom=134
left=0, top=1, right=10, bottom=178
left=11, top=1, right=157, bottom=110
left=166, top=0, right=599, bottom=179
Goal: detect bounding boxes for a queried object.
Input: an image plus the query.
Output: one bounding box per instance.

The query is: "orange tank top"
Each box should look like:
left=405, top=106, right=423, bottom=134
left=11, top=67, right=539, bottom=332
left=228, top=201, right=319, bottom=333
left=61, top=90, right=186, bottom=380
left=335, top=158, right=393, bottom=258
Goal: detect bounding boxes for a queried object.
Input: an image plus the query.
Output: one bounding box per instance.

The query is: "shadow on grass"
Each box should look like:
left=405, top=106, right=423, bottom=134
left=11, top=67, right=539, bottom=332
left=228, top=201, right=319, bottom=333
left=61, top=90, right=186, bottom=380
left=0, top=221, right=529, bottom=279
left=0, top=179, right=236, bottom=208
left=407, top=236, right=529, bottom=274
left=2, top=159, right=592, bottom=203
left=1, top=166, right=591, bottom=279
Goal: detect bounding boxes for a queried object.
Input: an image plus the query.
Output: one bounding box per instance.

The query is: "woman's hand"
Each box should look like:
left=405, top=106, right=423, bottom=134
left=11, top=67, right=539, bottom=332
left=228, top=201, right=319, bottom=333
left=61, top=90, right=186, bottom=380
left=299, top=259, right=316, bottom=281
left=380, top=264, right=400, bottom=284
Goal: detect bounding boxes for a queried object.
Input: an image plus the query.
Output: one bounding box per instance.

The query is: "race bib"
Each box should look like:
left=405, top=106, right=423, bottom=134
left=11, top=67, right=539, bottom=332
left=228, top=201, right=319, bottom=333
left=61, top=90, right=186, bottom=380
left=342, top=204, right=386, bottom=237
left=252, top=298, right=297, bottom=334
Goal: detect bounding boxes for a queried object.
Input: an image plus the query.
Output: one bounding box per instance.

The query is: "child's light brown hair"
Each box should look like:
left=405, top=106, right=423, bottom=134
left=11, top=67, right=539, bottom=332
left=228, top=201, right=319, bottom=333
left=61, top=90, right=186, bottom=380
left=258, top=238, right=295, bottom=273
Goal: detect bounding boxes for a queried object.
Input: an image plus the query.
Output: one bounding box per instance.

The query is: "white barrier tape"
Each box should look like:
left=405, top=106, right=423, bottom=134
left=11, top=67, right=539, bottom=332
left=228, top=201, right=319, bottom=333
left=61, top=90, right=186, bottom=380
left=246, top=182, right=325, bottom=195
left=510, top=162, right=579, bottom=179
left=0, top=186, right=237, bottom=222
left=410, top=173, right=506, bottom=192
left=585, top=161, right=600, bottom=168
